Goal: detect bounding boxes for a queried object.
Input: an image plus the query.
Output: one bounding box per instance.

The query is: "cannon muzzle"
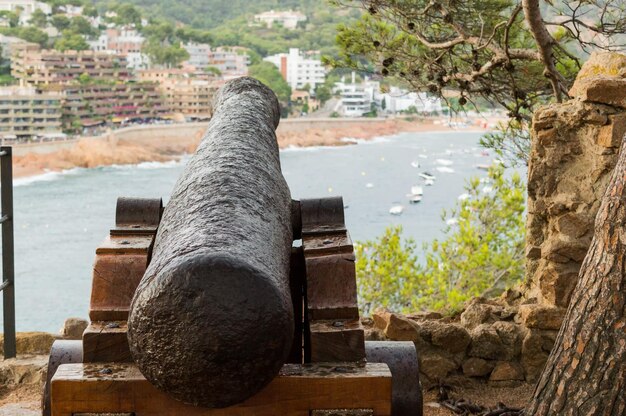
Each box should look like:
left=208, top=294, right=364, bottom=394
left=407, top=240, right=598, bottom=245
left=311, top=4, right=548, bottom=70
left=127, top=77, right=294, bottom=408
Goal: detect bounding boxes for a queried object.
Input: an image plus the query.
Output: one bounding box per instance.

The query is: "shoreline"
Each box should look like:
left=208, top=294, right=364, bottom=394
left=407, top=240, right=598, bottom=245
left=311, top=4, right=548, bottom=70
left=12, top=117, right=499, bottom=180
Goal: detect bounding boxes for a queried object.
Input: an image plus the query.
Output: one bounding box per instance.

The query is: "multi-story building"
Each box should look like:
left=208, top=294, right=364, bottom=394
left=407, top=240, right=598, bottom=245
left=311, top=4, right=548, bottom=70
left=12, top=44, right=131, bottom=86
left=88, top=28, right=150, bottom=70
left=379, top=87, right=444, bottom=114
left=264, top=48, right=326, bottom=92
left=0, top=86, right=63, bottom=142
left=0, top=0, right=51, bottom=25
left=207, top=47, right=250, bottom=80
left=334, top=73, right=378, bottom=117
left=138, top=68, right=222, bottom=120
left=0, top=34, right=35, bottom=60
left=253, top=10, right=306, bottom=29
left=40, top=82, right=170, bottom=131
left=183, top=42, right=211, bottom=70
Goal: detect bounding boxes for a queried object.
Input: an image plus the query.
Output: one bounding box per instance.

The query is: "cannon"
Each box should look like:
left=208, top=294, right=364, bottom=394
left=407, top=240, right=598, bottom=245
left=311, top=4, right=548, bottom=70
left=43, top=77, right=423, bottom=416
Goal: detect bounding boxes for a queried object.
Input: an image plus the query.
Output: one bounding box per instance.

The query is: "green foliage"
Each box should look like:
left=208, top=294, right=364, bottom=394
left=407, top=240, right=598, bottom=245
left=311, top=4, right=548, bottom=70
left=0, top=26, right=49, bottom=46
left=54, top=30, right=89, bottom=51
left=29, top=9, right=48, bottom=27
left=51, top=14, right=71, bottom=31
left=69, top=16, right=98, bottom=38
left=142, top=38, right=189, bottom=68
left=77, top=72, right=92, bottom=84
left=356, top=166, right=526, bottom=315
left=108, top=3, right=142, bottom=27
left=315, top=83, right=332, bottom=104
left=248, top=61, right=291, bottom=104
left=0, top=11, right=20, bottom=28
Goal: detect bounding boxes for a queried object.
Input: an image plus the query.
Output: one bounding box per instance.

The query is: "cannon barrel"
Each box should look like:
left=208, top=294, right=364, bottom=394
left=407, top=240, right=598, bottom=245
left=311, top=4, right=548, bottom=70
left=127, top=77, right=294, bottom=408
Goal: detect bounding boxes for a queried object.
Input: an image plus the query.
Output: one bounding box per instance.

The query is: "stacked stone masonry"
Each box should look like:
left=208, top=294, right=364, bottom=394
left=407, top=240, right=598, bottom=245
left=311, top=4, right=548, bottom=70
left=368, top=294, right=563, bottom=387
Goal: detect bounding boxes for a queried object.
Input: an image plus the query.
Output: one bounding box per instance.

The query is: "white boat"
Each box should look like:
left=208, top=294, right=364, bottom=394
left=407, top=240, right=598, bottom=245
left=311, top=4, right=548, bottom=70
left=411, top=186, right=424, bottom=196
left=436, top=166, right=455, bottom=173
left=410, top=161, right=420, bottom=168
left=408, top=195, right=422, bottom=204
left=424, top=179, right=435, bottom=186
left=365, top=183, right=374, bottom=189
left=476, top=164, right=491, bottom=171
left=419, top=172, right=436, bottom=181
left=389, top=205, right=404, bottom=215
left=435, top=158, right=454, bottom=166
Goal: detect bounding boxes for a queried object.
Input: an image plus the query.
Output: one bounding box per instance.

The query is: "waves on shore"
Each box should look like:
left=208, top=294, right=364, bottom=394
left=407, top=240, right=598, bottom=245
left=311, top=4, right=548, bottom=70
left=14, top=168, right=84, bottom=187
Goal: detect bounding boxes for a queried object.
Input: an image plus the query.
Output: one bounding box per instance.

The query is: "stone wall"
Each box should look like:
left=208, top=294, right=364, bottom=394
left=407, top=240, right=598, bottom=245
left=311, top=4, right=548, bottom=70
left=368, top=293, right=564, bottom=387
left=526, top=52, right=626, bottom=309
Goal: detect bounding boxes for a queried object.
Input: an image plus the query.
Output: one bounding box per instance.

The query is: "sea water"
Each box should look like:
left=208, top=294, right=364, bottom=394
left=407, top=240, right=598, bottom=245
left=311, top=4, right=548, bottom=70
left=2, top=131, right=525, bottom=332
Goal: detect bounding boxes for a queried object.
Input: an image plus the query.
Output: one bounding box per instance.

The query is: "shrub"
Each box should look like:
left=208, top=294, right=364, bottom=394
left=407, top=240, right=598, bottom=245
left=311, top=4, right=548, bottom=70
left=356, top=166, right=526, bottom=316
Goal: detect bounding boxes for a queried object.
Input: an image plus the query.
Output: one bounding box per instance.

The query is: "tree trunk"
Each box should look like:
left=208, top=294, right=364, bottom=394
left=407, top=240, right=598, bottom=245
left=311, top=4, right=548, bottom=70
left=526, top=143, right=626, bottom=415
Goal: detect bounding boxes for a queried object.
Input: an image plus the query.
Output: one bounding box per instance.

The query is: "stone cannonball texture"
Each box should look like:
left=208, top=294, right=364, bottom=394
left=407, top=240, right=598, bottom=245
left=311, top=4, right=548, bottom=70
left=127, top=77, right=294, bottom=408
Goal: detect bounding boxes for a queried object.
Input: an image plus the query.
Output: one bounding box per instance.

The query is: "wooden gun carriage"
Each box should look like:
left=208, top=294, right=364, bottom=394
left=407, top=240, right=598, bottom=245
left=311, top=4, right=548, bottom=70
left=42, top=78, right=423, bottom=416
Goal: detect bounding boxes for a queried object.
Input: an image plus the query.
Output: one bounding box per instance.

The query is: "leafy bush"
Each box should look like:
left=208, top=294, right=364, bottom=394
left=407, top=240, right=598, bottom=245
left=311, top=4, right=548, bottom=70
left=356, top=166, right=526, bottom=316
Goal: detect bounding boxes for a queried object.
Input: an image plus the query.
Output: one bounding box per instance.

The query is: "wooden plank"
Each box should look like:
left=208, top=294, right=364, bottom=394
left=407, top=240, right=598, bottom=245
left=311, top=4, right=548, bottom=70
left=311, top=410, right=373, bottom=416
left=95, top=235, right=153, bottom=255
left=309, top=321, right=365, bottom=363
left=302, top=233, right=354, bottom=257
left=304, top=252, right=359, bottom=321
left=82, top=321, right=131, bottom=363
left=51, top=363, right=392, bottom=416
left=89, top=253, right=147, bottom=321
left=288, top=247, right=305, bottom=364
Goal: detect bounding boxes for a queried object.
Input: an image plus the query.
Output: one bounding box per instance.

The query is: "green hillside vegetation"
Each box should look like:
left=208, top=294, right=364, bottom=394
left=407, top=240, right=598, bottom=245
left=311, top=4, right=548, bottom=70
left=93, top=0, right=360, bottom=57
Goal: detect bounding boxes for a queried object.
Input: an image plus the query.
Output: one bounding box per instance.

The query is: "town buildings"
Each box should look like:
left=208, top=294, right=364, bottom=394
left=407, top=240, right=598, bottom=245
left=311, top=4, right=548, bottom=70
left=334, top=74, right=378, bottom=117
left=184, top=42, right=211, bottom=70
left=264, top=48, right=326, bottom=91
left=44, top=82, right=170, bottom=131
left=12, top=44, right=131, bottom=85
left=0, top=0, right=51, bottom=25
left=253, top=10, right=306, bottom=29
left=88, top=28, right=150, bottom=70
left=380, top=87, right=444, bottom=114
left=0, top=85, right=63, bottom=142
left=0, top=33, right=34, bottom=60
left=138, top=69, right=222, bottom=120
left=208, top=47, right=250, bottom=80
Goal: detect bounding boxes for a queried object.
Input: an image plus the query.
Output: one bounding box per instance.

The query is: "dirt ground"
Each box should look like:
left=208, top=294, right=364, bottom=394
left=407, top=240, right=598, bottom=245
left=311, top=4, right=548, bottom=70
left=423, top=384, right=534, bottom=415
left=0, top=382, right=534, bottom=415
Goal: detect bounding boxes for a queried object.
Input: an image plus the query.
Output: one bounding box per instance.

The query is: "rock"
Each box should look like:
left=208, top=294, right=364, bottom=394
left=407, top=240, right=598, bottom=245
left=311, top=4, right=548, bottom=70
left=555, top=212, right=591, bottom=239
left=460, top=300, right=503, bottom=330
left=372, top=309, right=391, bottom=331
left=61, top=317, right=88, bottom=340
left=493, top=321, right=523, bottom=360
left=597, top=114, right=626, bottom=148
left=522, top=330, right=549, bottom=383
left=462, top=357, right=495, bottom=377
left=489, top=361, right=524, bottom=381
left=386, top=314, right=421, bottom=342
left=0, top=356, right=47, bottom=386
left=407, top=311, right=443, bottom=321
left=518, top=304, right=566, bottom=330
left=415, top=320, right=471, bottom=354
left=468, top=324, right=504, bottom=360
left=572, top=52, right=626, bottom=84
left=570, top=77, right=626, bottom=108
left=540, top=330, right=558, bottom=352
left=0, top=332, right=56, bottom=356
left=500, top=289, right=523, bottom=306
left=419, top=350, right=459, bottom=380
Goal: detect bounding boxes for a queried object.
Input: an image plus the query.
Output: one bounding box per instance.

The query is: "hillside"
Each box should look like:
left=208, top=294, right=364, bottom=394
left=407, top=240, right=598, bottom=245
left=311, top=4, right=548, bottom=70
left=97, top=0, right=329, bottom=30
left=92, top=0, right=359, bottom=56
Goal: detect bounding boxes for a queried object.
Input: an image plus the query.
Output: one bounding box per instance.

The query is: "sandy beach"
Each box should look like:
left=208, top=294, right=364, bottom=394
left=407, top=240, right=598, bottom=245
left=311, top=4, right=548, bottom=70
left=12, top=117, right=499, bottom=179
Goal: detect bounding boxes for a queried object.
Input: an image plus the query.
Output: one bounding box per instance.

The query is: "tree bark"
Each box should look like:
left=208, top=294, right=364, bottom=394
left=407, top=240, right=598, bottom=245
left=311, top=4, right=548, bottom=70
left=526, top=142, right=626, bottom=415
left=522, top=0, right=564, bottom=101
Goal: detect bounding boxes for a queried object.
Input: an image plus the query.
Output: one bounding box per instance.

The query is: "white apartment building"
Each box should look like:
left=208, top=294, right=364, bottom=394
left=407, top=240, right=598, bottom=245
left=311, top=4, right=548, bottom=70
left=0, top=0, right=51, bottom=24
left=254, top=10, right=306, bottom=29
left=379, top=87, right=444, bottom=114
left=184, top=42, right=211, bottom=70
left=88, top=27, right=150, bottom=70
left=264, top=48, right=326, bottom=92
left=334, top=74, right=379, bottom=117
